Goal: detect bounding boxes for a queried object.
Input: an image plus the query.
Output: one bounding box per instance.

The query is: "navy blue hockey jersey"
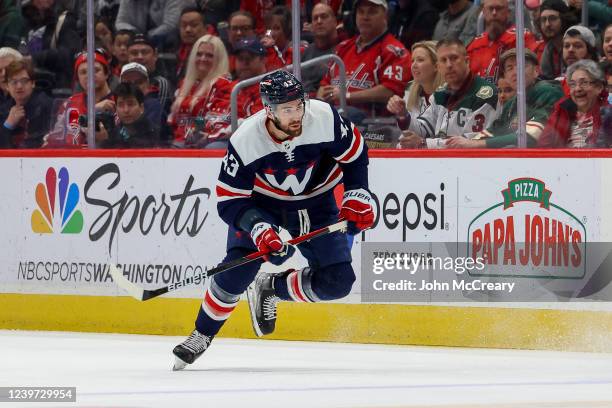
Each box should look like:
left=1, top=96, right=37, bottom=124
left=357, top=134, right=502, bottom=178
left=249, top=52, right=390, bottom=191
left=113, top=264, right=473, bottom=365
left=215, top=99, right=369, bottom=228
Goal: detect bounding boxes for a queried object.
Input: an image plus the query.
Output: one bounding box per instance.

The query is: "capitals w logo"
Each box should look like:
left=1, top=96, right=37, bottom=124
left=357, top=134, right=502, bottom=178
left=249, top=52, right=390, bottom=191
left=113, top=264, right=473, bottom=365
left=264, top=164, right=314, bottom=195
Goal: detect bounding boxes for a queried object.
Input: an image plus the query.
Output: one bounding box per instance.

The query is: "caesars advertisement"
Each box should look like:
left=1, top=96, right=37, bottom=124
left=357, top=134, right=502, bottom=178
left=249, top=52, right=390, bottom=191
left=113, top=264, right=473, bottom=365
left=1, top=156, right=611, bottom=303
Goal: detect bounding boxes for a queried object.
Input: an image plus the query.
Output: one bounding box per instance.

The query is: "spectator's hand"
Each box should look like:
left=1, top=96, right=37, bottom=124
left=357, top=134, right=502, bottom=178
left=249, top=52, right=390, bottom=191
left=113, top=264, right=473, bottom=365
left=6, top=105, right=25, bottom=128
left=397, top=131, right=424, bottom=149
left=568, top=0, right=582, bottom=8
left=387, top=95, right=408, bottom=117
left=318, top=85, right=343, bottom=103
left=445, top=136, right=486, bottom=149
left=261, top=30, right=276, bottom=48
left=95, top=99, right=116, bottom=113
left=83, top=122, right=109, bottom=144
left=302, top=22, right=312, bottom=32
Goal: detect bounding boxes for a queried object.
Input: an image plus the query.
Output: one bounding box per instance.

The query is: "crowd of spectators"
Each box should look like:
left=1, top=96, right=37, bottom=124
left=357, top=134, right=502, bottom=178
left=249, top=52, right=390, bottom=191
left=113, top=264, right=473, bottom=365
left=0, top=0, right=610, bottom=149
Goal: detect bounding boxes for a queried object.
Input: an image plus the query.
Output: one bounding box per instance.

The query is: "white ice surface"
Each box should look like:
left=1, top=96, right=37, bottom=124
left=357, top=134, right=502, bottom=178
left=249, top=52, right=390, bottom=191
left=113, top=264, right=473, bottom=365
left=2, top=330, right=612, bottom=408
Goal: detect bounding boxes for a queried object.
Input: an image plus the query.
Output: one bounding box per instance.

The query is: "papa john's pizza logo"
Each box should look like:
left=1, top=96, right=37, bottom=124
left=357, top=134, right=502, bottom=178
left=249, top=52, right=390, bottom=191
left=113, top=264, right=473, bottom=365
left=466, top=177, right=586, bottom=279
left=31, top=167, right=84, bottom=234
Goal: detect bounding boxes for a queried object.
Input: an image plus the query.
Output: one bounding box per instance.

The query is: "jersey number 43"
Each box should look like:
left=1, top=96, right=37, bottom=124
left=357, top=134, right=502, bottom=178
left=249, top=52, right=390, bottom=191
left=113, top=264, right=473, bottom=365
left=222, top=153, right=239, bottom=177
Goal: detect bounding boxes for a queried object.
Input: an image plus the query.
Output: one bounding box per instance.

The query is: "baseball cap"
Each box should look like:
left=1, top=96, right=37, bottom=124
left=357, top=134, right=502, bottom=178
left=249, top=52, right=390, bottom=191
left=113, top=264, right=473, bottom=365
left=128, top=33, right=155, bottom=49
left=233, top=38, right=265, bottom=56
left=564, top=25, right=596, bottom=48
left=354, top=0, right=388, bottom=10
left=499, top=48, right=540, bottom=72
left=120, top=62, right=148, bottom=80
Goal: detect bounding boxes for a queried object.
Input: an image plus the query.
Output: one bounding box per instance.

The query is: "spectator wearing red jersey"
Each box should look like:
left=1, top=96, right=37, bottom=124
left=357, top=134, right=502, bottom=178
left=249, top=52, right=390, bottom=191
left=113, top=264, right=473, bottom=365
left=176, top=7, right=213, bottom=81
left=187, top=38, right=267, bottom=149
left=168, top=34, right=230, bottom=145
left=45, top=50, right=115, bottom=147
left=261, top=5, right=305, bottom=71
left=466, top=0, right=538, bottom=83
left=317, top=0, right=411, bottom=123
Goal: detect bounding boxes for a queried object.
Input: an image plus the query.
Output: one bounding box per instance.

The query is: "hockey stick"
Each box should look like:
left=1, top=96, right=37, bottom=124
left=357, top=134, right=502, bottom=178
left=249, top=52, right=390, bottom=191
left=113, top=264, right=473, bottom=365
left=109, top=220, right=348, bottom=301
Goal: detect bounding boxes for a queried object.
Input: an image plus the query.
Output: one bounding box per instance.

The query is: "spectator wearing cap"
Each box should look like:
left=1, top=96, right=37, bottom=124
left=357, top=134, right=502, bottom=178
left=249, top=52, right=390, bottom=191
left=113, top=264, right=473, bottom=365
left=540, top=59, right=609, bottom=147
left=226, top=10, right=257, bottom=76
left=168, top=34, right=231, bottom=145
left=20, top=0, right=81, bottom=89
left=447, top=48, right=564, bottom=148
left=432, top=0, right=480, bottom=45
left=120, top=62, right=166, bottom=135
left=0, top=60, right=53, bottom=148
left=127, top=33, right=174, bottom=119
left=318, top=0, right=412, bottom=123
left=186, top=37, right=267, bottom=148
left=97, top=83, right=159, bottom=148
left=538, top=0, right=578, bottom=80
left=176, top=7, right=212, bottom=81
left=261, top=5, right=306, bottom=71
left=301, top=3, right=339, bottom=97
left=45, top=50, right=115, bottom=147
left=557, top=25, right=600, bottom=95
left=114, top=0, right=186, bottom=49
left=466, top=0, right=538, bottom=83
left=0, top=47, right=23, bottom=106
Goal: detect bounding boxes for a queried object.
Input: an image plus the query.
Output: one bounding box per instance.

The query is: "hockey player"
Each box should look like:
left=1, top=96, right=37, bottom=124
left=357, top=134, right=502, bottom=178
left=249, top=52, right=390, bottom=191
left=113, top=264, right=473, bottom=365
left=172, top=70, right=374, bottom=370
left=396, top=38, right=498, bottom=149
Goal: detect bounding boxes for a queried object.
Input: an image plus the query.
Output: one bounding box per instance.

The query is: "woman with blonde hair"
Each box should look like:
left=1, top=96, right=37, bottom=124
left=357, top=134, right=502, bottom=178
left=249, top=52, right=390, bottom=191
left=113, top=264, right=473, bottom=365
left=387, top=41, right=443, bottom=143
left=169, top=34, right=230, bottom=144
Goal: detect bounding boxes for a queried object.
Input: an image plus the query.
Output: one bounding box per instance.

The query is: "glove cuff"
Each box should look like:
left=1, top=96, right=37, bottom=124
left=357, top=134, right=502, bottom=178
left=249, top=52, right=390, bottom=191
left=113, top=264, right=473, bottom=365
left=342, top=188, right=372, bottom=206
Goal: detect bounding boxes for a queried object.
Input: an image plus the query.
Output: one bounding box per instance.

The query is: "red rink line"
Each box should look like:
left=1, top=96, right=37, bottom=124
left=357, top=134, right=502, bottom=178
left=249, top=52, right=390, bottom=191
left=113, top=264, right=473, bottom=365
left=1, top=149, right=612, bottom=159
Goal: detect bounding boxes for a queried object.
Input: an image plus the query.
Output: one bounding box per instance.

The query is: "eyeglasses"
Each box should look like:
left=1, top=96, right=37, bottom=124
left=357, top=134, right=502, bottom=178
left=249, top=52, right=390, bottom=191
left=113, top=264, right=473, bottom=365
left=229, top=25, right=253, bottom=33
left=539, top=15, right=560, bottom=24
left=568, top=79, right=597, bottom=89
left=8, top=78, right=32, bottom=87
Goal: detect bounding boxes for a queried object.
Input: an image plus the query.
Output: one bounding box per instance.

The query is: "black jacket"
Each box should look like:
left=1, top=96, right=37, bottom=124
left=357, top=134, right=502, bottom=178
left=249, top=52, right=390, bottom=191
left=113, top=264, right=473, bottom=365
left=100, top=113, right=159, bottom=148
left=0, top=91, right=53, bottom=148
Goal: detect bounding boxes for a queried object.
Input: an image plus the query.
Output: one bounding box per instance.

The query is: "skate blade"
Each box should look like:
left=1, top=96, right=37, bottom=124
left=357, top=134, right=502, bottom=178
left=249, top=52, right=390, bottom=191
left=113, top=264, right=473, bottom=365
left=172, top=356, right=188, bottom=371
left=246, top=284, right=264, bottom=338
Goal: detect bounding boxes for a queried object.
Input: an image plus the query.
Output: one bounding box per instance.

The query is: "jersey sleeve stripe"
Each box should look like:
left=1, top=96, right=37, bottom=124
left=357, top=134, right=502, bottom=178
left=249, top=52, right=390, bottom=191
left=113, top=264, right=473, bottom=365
left=216, top=181, right=252, bottom=195
left=336, top=125, right=364, bottom=163
left=216, top=184, right=251, bottom=202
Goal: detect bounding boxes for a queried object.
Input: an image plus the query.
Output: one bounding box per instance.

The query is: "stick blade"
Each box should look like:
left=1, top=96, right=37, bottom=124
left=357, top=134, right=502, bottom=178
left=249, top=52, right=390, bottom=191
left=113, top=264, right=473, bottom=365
left=109, top=264, right=145, bottom=301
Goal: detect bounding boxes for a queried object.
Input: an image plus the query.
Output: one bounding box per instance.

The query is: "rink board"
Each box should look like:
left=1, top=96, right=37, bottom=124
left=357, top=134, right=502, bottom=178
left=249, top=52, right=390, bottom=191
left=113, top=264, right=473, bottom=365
left=2, top=149, right=612, bottom=352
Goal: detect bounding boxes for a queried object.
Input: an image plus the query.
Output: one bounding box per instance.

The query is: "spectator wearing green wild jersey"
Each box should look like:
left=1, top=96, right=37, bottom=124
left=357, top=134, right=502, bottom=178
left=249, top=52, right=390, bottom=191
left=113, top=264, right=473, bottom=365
left=447, top=48, right=565, bottom=148
left=395, top=38, right=498, bottom=149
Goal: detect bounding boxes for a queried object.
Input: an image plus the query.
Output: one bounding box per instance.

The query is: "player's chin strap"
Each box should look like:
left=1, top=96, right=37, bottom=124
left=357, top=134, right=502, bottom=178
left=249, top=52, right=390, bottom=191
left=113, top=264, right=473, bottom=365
left=110, top=220, right=349, bottom=302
